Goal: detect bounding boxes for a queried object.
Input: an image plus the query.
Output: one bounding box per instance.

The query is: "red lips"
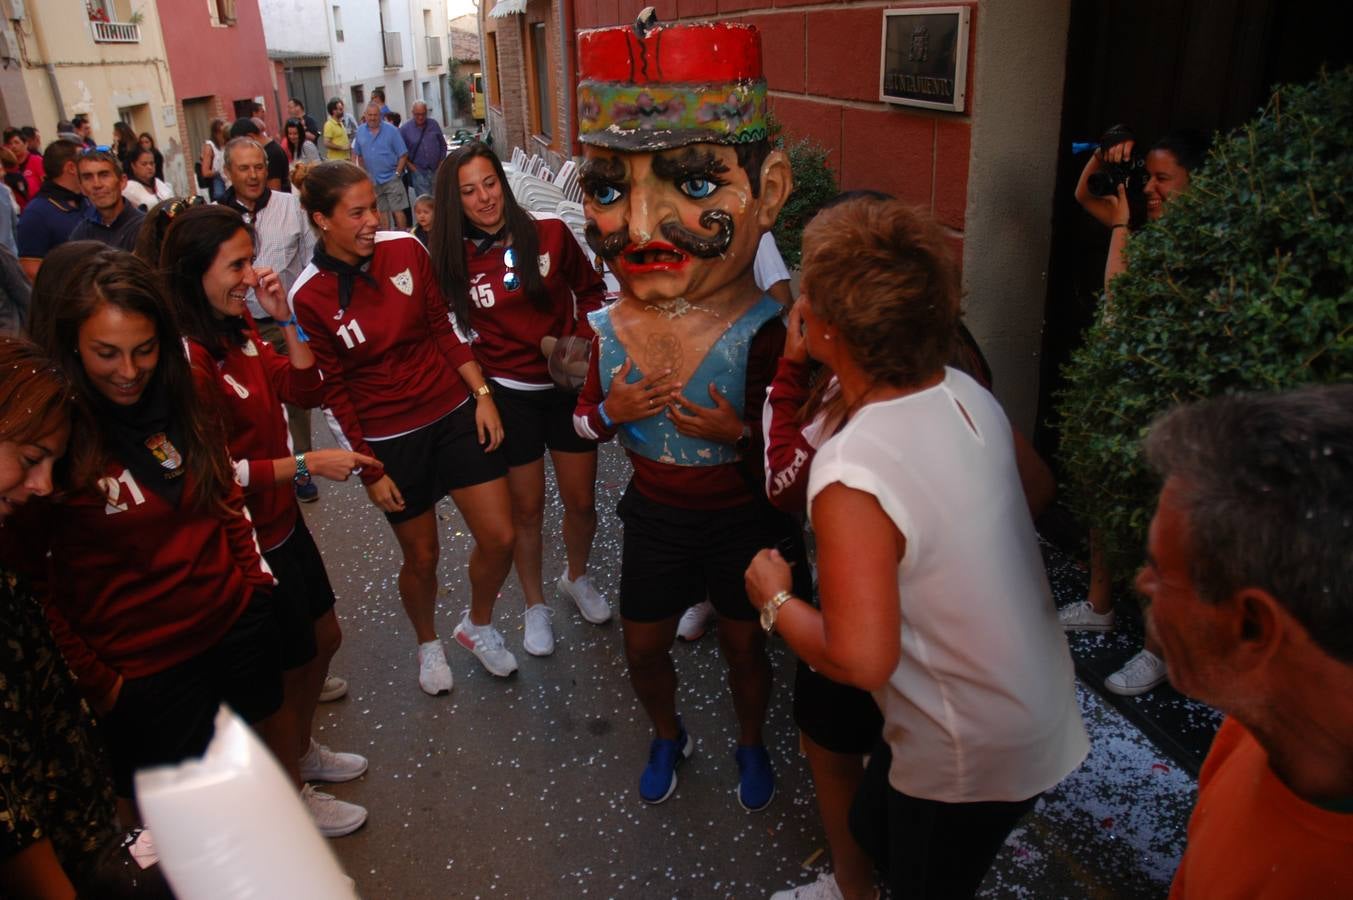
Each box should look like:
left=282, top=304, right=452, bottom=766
left=618, top=240, right=690, bottom=274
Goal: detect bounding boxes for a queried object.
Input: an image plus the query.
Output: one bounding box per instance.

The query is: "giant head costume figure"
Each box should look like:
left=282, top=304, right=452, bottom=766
left=577, top=11, right=792, bottom=465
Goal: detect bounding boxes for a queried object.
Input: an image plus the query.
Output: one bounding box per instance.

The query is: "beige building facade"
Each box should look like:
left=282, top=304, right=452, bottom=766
left=0, top=0, right=190, bottom=195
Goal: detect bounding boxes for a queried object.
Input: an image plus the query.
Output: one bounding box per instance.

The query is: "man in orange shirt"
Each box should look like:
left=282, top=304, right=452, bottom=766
left=1135, top=385, right=1353, bottom=899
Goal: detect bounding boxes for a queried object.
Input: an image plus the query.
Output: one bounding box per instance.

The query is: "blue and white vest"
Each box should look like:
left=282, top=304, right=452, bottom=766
left=589, top=296, right=781, bottom=466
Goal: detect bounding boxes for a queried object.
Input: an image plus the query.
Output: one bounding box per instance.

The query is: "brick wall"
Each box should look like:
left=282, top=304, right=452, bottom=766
left=572, top=0, right=978, bottom=263
left=484, top=0, right=571, bottom=173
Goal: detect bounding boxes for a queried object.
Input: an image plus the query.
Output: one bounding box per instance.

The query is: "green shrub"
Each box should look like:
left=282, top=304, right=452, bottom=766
left=772, top=136, right=839, bottom=268
left=1057, top=67, right=1353, bottom=575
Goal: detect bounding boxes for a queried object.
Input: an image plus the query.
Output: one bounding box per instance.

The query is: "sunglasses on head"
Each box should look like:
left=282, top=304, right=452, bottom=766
left=161, top=195, right=207, bottom=218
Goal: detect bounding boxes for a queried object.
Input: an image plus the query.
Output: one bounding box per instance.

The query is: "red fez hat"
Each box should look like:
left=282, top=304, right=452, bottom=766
left=577, top=11, right=768, bottom=152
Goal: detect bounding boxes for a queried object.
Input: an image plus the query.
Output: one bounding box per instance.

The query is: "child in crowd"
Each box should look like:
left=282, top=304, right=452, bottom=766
left=411, top=194, right=433, bottom=248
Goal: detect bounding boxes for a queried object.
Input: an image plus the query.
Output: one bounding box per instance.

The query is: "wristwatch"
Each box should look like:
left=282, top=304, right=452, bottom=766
left=294, top=453, right=312, bottom=487
left=760, top=590, right=794, bottom=635
left=472, top=383, right=492, bottom=399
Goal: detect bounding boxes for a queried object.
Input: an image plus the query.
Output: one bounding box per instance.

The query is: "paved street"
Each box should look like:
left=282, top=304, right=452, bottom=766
left=300, top=437, right=1195, bottom=899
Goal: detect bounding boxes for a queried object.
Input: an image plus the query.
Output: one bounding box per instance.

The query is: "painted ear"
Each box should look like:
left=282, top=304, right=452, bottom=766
left=756, top=149, right=793, bottom=231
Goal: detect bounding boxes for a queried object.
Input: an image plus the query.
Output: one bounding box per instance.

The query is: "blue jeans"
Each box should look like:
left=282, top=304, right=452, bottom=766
left=409, top=167, right=436, bottom=203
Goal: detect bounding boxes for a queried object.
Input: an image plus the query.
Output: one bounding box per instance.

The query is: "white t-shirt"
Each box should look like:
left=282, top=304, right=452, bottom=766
left=123, top=178, right=175, bottom=212
left=753, top=232, right=790, bottom=292
left=807, top=367, right=1088, bottom=803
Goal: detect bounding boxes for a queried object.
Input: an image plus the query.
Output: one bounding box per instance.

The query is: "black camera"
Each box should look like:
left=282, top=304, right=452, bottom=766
left=1087, top=124, right=1148, bottom=198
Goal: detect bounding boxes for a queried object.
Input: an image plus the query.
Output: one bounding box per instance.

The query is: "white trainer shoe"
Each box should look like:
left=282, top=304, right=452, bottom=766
left=318, top=673, right=349, bottom=702
left=298, top=738, right=368, bottom=783
left=417, top=640, right=454, bottom=696
left=677, top=600, right=714, bottom=642
left=770, top=872, right=846, bottom=900
left=1058, top=600, right=1116, bottom=632
left=302, top=784, right=368, bottom=838
left=558, top=572, right=612, bottom=624
left=1105, top=649, right=1168, bottom=696
left=453, top=612, right=519, bottom=677
left=523, top=603, right=556, bottom=656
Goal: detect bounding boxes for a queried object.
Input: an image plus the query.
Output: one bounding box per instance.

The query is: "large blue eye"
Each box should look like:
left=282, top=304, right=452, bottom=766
left=592, top=184, right=622, bottom=205
left=680, top=177, right=716, bottom=199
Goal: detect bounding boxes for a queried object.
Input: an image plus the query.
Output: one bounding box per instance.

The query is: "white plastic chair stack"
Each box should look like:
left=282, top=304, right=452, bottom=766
left=555, top=199, right=586, bottom=236
left=519, top=177, right=565, bottom=213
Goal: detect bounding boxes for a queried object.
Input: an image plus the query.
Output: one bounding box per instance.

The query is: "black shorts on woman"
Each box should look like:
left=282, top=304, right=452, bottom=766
left=263, top=515, right=336, bottom=670
left=369, top=401, right=508, bottom=524
left=100, top=593, right=282, bottom=795
left=492, top=381, right=597, bottom=467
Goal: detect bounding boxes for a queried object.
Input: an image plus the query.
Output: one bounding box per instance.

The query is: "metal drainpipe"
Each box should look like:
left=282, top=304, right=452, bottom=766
left=27, top=12, right=67, bottom=115
left=559, top=0, right=574, bottom=159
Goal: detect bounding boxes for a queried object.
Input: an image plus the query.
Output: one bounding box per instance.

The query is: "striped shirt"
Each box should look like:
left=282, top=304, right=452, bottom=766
left=228, top=188, right=316, bottom=320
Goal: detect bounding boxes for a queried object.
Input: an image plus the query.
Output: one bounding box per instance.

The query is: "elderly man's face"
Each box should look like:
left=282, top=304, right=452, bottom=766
left=226, top=144, right=268, bottom=203
left=412, top=104, right=427, bottom=125
left=579, top=143, right=764, bottom=306
left=364, top=106, right=382, bottom=129
left=1135, top=478, right=1237, bottom=705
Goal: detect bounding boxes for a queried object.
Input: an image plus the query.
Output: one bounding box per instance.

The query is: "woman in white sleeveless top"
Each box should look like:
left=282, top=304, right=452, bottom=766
left=746, top=197, right=1088, bottom=900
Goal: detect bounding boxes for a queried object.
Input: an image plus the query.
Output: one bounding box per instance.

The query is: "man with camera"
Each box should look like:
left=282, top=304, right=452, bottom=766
left=1061, top=124, right=1211, bottom=696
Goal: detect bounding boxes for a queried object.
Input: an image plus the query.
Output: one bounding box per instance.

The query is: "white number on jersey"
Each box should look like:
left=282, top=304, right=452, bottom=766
left=223, top=374, right=250, bottom=398
left=471, top=282, right=496, bottom=309
left=336, top=318, right=368, bottom=349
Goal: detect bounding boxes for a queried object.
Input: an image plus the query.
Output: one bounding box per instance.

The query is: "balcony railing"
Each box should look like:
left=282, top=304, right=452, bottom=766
left=382, top=31, right=403, bottom=68
left=426, top=35, right=442, bottom=66
left=90, top=20, right=141, bottom=43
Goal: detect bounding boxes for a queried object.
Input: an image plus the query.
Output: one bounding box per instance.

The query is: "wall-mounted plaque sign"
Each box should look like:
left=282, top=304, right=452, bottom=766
left=879, top=6, right=970, bottom=113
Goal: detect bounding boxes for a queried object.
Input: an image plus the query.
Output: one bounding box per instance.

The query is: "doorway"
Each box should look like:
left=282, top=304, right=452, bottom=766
left=1035, top=0, right=1352, bottom=460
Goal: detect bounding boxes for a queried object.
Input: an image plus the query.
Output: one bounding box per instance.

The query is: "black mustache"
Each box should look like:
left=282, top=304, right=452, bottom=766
left=661, top=211, right=734, bottom=259
left=584, top=222, right=628, bottom=260
left=584, top=210, right=736, bottom=262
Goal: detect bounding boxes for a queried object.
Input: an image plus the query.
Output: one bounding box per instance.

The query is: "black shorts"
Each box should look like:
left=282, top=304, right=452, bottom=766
left=370, top=403, right=508, bottom=524
left=100, top=594, right=283, bottom=795
left=263, top=516, right=336, bottom=669
left=793, top=660, right=884, bottom=754
left=616, top=487, right=809, bottom=623
left=493, top=382, right=597, bottom=467
left=849, top=740, right=1041, bottom=898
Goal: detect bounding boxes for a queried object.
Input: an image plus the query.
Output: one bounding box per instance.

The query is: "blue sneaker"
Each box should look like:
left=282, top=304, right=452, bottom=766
left=735, top=744, right=775, bottom=811
left=639, top=720, right=694, bottom=804
left=295, top=476, right=319, bottom=503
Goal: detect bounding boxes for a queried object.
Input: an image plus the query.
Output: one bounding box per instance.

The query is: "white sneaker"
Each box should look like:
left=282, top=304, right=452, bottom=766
left=298, top=738, right=368, bottom=783
left=453, top=612, right=519, bottom=677
left=318, top=673, right=348, bottom=703
left=1105, top=649, right=1168, bottom=696
left=769, top=872, right=851, bottom=900
left=1058, top=600, right=1116, bottom=632
left=417, top=640, right=454, bottom=695
left=677, top=600, right=714, bottom=642
left=558, top=572, right=612, bottom=624
left=523, top=603, right=555, bottom=656
left=302, top=784, right=367, bottom=838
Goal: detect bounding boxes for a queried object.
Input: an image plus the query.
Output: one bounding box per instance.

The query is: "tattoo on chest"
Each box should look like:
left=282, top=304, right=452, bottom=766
left=645, top=332, right=683, bottom=374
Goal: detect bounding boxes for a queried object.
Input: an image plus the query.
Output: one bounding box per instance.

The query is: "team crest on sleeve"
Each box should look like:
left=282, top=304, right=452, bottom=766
left=538, top=253, right=551, bottom=278
left=391, top=269, right=414, bottom=296
left=242, top=339, right=259, bottom=357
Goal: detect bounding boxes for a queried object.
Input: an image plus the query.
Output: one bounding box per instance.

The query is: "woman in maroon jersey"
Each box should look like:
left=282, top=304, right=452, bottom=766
left=161, top=205, right=375, bottom=837
left=291, top=161, right=518, bottom=693
left=429, top=143, right=610, bottom=659
left=24, top=242, right=284, bottom=801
